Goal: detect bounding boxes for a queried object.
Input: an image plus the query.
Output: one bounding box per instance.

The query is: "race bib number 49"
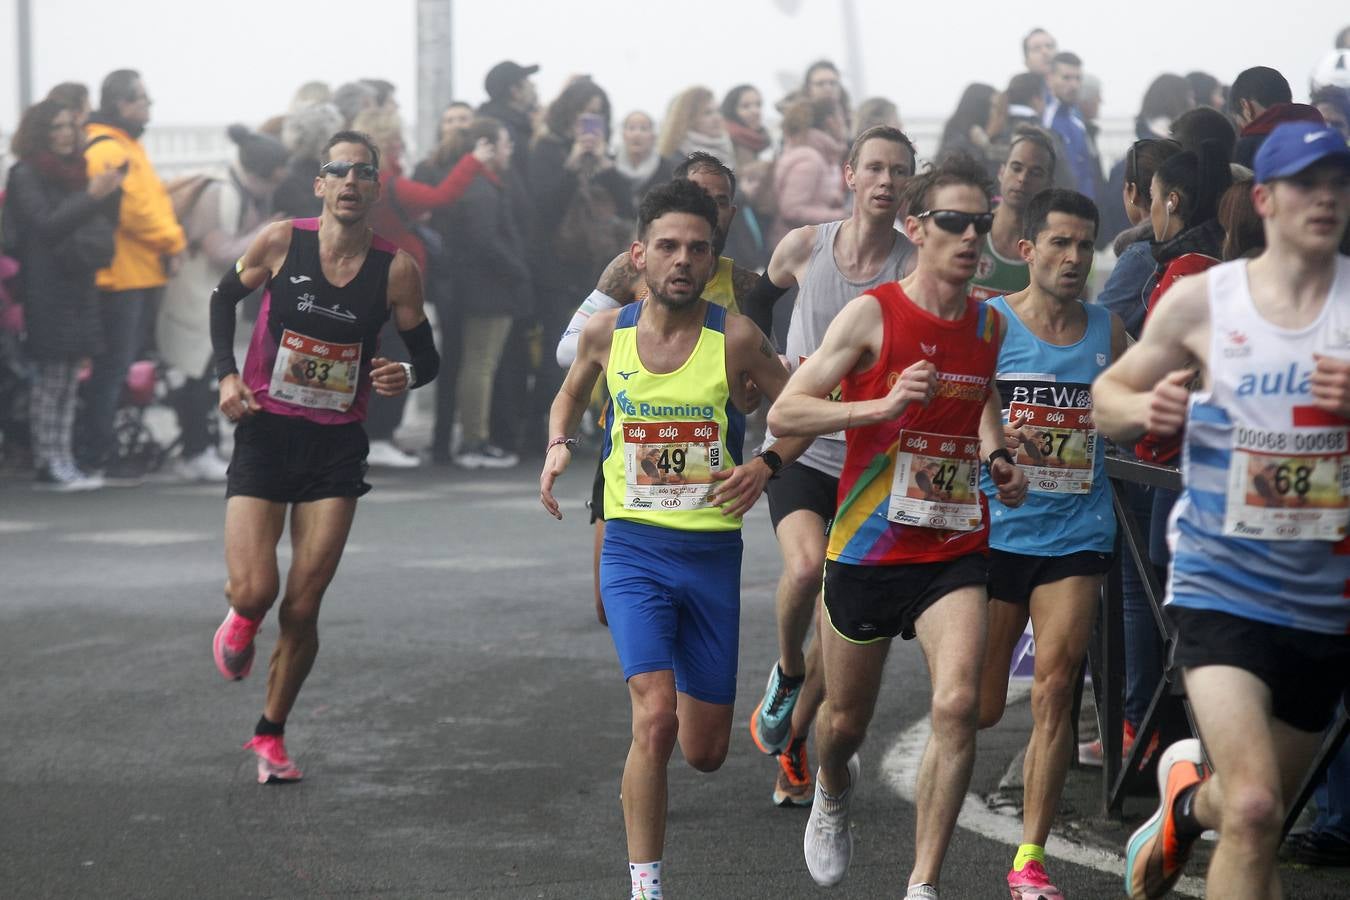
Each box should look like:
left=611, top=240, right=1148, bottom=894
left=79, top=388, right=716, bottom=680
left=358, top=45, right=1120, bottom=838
left=623, top=421, right=722, bottom=511
left=1009, top=401, right=1096, bottom=494
left=1223, top=425, right=1350, bottom=541
left=887, top=430, right=982, bottom=531
left=269, top=329, right=362, bottom=411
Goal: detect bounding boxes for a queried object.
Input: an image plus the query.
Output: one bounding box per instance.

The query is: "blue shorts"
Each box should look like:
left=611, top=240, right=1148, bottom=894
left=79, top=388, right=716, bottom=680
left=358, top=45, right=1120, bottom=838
left=600, top=519, right=743, bottom=705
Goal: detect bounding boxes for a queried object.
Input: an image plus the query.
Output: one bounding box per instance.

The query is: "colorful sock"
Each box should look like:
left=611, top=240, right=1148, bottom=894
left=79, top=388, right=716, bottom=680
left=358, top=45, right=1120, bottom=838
left=255, top=715, right=285, bottom=737
left=1013, top=842, right=1046, bottom=871
left=1172, top=783, right=1205, bottom=840
left=630, top=860, right=662, bottom=899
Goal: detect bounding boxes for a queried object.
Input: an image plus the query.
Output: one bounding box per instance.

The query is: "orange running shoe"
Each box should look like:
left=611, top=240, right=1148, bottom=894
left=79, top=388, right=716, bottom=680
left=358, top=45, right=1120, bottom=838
left=773, top=735, right=814, bottom=807
left=1124, top=738, right=1208, bottom=899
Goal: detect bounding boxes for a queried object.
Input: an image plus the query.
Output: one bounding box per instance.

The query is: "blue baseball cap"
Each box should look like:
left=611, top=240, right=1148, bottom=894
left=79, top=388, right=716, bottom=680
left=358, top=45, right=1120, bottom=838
left=1254, top=121, right=1350, bottom=183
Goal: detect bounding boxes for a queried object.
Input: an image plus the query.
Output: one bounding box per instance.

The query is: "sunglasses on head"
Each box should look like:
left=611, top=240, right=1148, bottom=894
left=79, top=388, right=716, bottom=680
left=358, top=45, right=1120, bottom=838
left=320, top=160, right=379, bottom=181
left=915, top=209, right=994, bottom=235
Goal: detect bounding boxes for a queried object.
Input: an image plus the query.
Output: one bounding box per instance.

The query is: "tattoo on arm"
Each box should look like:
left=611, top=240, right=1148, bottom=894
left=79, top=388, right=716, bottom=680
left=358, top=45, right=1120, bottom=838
left=597, top=253, right=639, bottom=299
left=732, top=265, right=760, bottom=304
left=758, top=336, right=775, bottom=359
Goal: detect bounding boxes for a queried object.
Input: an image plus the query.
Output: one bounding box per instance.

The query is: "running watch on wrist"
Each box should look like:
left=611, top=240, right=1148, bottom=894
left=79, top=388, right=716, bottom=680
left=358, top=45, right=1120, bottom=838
left=986, top=448, right=1014, bottom=468
left=399, top=361, right=415, bottom=386
left=756, top=448, right=783, bottom=475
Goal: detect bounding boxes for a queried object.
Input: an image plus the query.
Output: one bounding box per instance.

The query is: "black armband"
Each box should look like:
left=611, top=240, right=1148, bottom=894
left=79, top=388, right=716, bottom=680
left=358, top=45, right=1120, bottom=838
left=398, top=318, right=439, bottom=388
left=743, top=272, right=791, bottom=336
left=210, top=265, right=252, bottom=380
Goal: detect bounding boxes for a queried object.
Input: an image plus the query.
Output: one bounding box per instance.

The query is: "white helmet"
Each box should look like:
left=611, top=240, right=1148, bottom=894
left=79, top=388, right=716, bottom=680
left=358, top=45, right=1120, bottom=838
left=1311, top=49, right=1350, bottom=92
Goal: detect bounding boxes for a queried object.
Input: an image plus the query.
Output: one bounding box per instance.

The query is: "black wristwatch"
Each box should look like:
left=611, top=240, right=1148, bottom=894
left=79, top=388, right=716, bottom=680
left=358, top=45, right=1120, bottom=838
left=986, top=448, right=1014, bottom=468
left=756, top=448, right=784, bottom=476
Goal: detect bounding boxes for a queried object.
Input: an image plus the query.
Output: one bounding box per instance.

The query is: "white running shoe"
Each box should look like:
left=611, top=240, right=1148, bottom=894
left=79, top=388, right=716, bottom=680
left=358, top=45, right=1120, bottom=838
left=804, top=753, right=860, bottom=886
left=175, top=449, right=229, bottom=482
left=367, top=440, right=421, bottom=468
left=34, top=461, right=104, bottom=492
left=454, top=443, right=519, bottom=470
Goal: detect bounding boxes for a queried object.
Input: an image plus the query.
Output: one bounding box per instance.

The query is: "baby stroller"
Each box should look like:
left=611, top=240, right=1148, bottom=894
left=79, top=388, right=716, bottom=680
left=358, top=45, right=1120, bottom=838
left=107, top=356, right=173, bottom=476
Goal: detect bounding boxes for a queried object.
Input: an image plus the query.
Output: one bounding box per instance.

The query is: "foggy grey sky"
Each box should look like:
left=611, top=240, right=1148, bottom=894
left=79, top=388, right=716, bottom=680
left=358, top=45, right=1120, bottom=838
left=1, top=0, right=1344, bottom=136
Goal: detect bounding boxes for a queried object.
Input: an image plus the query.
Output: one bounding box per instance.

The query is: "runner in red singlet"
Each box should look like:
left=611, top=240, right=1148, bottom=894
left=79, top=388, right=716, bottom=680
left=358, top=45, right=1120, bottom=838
left=768, top=153, right=1028, bottom=899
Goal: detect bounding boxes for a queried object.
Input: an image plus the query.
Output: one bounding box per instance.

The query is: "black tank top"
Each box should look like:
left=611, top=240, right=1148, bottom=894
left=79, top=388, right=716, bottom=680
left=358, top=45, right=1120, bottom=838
left=241, top=218, right=397, bottom=424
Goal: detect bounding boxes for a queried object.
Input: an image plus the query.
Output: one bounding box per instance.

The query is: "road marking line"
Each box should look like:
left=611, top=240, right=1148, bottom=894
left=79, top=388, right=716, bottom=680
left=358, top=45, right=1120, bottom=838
left=0, top=520, right=47, bottom=534
left=62, top=529, right=211, bottom=546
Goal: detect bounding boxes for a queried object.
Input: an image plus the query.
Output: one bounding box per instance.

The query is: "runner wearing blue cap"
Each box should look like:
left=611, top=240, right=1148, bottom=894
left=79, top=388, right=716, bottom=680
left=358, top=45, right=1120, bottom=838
left=1094, top=121, right=1350, bottom=900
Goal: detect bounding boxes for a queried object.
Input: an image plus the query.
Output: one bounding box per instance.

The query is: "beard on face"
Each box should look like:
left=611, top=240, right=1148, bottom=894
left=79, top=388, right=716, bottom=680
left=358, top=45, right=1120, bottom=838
left=647, top=272, right=709, bottom=310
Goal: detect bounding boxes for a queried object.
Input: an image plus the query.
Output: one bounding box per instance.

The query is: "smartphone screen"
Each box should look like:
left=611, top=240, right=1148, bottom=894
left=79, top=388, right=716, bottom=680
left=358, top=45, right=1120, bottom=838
left=578, top=113, right=604, bottom=139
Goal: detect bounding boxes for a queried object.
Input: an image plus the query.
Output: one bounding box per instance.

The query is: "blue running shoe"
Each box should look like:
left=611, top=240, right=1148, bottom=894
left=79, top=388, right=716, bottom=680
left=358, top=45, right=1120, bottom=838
left=750, top=663, right=803, bottom=755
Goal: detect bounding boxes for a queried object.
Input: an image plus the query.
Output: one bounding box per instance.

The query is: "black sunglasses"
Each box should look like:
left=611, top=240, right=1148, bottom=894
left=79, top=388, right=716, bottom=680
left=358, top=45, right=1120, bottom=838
left=320, top=160, right=380, bottom=182
left=916, top=209, right=994, bottom=235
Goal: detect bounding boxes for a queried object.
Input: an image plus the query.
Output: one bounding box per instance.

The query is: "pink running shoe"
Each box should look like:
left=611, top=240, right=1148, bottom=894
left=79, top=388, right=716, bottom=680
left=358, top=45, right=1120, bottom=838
left=213, top=609, right=259, bottom=681
left=244, top=734, right=302, bottom=784
left=1007, top=860, right=1063, bottom=899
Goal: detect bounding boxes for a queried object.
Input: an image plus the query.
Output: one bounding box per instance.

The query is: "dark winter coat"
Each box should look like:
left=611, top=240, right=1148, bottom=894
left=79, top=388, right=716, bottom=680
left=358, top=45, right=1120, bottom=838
left=1235, top=103, right=1326, bottom=169
left=3, top=160, right=117, bottom=360
left=441, top=166, right=534, bottom=319
left=527, top=134, right=633, bottom=309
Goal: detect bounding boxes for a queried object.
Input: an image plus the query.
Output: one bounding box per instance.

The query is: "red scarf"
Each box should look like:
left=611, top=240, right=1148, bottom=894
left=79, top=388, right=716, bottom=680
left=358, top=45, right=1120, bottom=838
left=32, top=151, right=89, bottom=191
left=725, top=119, right=770, bottom=156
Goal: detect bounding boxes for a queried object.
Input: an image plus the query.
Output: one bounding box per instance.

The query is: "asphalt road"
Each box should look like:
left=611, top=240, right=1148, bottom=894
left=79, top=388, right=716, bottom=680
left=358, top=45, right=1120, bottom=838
left=2, top=463, right=1345, bottom=899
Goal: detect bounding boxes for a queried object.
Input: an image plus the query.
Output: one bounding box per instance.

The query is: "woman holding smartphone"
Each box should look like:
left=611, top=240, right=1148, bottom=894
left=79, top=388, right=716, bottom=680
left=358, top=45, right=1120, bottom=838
left=524, top=78, right=633, bottom=452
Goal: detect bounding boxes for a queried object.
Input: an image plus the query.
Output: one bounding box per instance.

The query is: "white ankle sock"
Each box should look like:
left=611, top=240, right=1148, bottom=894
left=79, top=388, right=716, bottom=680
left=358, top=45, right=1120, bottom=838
left=630, top=860, right=662, bottom=898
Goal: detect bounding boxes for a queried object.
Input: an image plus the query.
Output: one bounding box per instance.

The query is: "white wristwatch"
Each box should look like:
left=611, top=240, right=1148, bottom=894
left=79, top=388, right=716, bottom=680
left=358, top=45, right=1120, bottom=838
left=399, top=361, right=415, bottom=386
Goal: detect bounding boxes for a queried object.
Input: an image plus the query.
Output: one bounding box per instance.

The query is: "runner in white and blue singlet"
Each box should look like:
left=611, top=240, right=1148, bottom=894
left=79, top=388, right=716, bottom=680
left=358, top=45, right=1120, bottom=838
left=1095, top=123, right=1350, bottom=900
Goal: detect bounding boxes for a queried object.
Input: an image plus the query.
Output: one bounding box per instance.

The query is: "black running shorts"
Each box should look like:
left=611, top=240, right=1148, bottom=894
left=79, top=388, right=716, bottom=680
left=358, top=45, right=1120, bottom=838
left=823, top=553, right=989, bottom=643
left=588, top=451, right=605, bottom=524
left=226, top=410, right=371, bottom=504
left=1169, top=606, right=1350, bottom=733
left=767, top=461, right=838, bottom=531
left=988, top=549, right=1114, bottom=606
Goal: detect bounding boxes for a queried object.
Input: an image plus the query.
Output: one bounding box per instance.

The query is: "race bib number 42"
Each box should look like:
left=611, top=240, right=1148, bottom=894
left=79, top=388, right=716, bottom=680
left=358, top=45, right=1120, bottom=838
left=1223, top=425, right=1350, bottom=541
left=1009, top=401, right=1096, bottom=494
left=887, top=430, right=982, bottom=531
left=269, top=329, right=362, bottom=411
left=623, top=421, right=722, bottom=511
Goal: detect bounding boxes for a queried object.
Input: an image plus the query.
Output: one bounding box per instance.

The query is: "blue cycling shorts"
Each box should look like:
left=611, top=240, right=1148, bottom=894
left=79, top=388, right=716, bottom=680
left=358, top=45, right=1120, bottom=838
left=599, top=519, right=743, bottom=705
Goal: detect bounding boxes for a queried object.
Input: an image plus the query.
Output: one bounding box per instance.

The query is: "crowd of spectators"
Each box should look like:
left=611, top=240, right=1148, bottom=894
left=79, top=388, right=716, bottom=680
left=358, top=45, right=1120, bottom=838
left=1, top=31, right=1348, bottom=486
left=1, top=22, right=1349, bottom=871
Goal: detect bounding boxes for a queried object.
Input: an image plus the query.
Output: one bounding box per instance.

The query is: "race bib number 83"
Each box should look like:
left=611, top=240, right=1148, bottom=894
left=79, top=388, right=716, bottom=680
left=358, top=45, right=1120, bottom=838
left=269, top=329, right=362, bottom=411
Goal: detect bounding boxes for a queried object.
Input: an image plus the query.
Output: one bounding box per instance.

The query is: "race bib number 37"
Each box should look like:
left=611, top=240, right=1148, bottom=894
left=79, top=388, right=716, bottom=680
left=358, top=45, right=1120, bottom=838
left=887, top=430, right=982, bottom=531
left=1223, top=425, right=1350, bottom=541
left=623, top=421, right=722, bottom=512
left=269, top=329, right=362, bottom=411
left=1009, top=401, right=1096, bottom=494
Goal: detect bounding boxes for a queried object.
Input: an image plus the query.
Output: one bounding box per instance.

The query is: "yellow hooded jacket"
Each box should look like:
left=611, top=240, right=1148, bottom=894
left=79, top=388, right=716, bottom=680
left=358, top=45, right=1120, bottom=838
left=84, top=122, right=187, bottom=291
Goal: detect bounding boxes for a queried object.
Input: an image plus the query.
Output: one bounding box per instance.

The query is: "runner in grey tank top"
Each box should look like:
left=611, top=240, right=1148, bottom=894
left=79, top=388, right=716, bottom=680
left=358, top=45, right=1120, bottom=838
left=783, top=218, right=911, bottom=477
left=743, top=126, right=920, bottom=813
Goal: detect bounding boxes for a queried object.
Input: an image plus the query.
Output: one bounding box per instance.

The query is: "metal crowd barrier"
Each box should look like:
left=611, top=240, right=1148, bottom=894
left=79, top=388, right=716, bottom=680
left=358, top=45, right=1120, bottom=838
left=1089, top=454, right=1350, bottom=834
